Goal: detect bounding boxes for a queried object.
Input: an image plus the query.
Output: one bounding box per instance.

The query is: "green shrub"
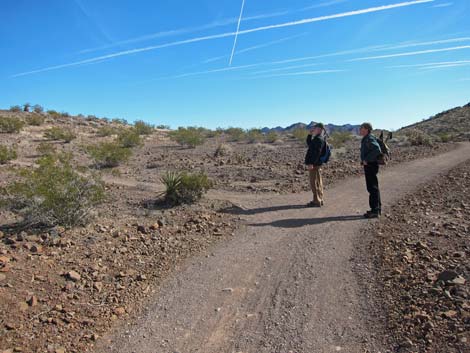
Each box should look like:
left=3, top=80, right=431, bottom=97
left=47, top=110, right=60, bottom=117
left=161, top=171, right=212, bottom=205
left=329, top=131, right=353, bottom=148
left=169, top=127, right=206, bottom=148
left=26, top=113, right=45, bottom=126
left=87, top=142, right=132, bottom=168
left=246, top=129, right=263, bottom=143
left=44, top=127, right=76, bottom=143
left=117, top=128, right=142, bottom=148
left=437, top=132, right=452, bottom=143
left=112, top=118, right=128, bottom=125
left=156, top=124, right=170, bottom=130
left=33, top=105, right=44, bottom=113
left=96, top=126, right=121, bottom=137
left=36, top=142, right=56, bottom=156
left=292, top=128, right=308, bottom=143
left=265, top=131, right=279, bottom=143
left=225, top=127, right=245, bottom=142
left=0, top=145, right=17, bottom=164
left=9, top=105, right=22, bottom=112
left=405, top=129, right=433, bottom=146
left=1, top=153, right=104, bottom=228
left=0, top=116, right=25, bottom=133
left=134, top=120, right=154, bottom=135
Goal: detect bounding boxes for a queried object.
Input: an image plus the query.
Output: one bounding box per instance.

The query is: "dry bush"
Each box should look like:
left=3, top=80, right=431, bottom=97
left=87, top=142, right=132, bottom=168
left=0, top=116, right=25, bottom=133
left=265, top=131, right=279, bottom=143
left=0, top=145, right=17, bottom=164
left=246, top=129, right=263, bottom=143
left=26, top=113, right=45, bottom=126
left=134, top=120, right=154, bottom=135
left=44, top=127, right=77, bottom=143
left=117, top=128, right=142, bottom=148
left=292, top=128, right=308, bottom=143
left=169, top=127, right=206, bottom=148
left=36, top=142, right=57, bottom=156
left=1, top=153, right=104, bottom=228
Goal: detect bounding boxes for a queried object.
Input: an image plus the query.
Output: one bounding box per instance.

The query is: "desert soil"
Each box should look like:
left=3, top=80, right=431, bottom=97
left=95, top=143, right=470, bottom=353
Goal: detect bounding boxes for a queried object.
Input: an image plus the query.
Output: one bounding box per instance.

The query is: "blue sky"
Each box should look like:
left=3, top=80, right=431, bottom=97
left=1, top=0, right=469, bottom=129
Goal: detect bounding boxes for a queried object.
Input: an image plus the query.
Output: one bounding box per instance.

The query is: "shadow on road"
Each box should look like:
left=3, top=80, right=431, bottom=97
left=251, top=215, right=365, bottom=228
left=221, top=204, right=308, bottom=216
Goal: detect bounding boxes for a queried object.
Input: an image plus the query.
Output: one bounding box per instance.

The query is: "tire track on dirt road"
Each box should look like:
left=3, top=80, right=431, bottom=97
left=96, top=143, right=470, bottom=353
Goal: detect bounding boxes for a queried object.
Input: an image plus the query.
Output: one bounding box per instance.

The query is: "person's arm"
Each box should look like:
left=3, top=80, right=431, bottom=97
left=306, top=134, right=313, bottom=146
left=311, top=136, right=323, bottom=163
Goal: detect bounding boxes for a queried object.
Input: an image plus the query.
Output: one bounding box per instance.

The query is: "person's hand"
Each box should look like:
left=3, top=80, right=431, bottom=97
left=363, top=161, right=368, bottom=166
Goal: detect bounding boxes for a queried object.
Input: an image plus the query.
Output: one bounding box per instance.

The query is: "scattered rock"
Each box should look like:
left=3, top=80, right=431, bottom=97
left=65, top=271, right=81, bottom=282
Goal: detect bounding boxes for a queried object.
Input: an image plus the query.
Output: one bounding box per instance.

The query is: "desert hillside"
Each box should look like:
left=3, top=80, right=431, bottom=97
left=401, top=102, right=470, bottom=141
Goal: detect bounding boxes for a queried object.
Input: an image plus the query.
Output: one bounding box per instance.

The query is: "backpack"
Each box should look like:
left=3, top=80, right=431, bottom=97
left=319, top=140, right=332, bottom=164
left=377, top=131, right=392, bottom=165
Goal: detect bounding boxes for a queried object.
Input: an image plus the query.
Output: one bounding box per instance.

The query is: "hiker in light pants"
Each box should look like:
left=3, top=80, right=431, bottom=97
left=305, top=123, right=325, bottom=207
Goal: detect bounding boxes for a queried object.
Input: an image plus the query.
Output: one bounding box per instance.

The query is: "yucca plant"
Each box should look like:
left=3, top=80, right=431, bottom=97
left=161, top=171, right=183, bottom=205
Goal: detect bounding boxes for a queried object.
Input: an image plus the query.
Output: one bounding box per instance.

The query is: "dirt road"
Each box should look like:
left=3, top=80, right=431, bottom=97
left=97, top=143, right=470, bottom=353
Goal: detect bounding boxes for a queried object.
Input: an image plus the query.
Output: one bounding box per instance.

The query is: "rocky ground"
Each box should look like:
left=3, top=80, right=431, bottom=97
left=361, top=159, right=470, bottom=353
left=0, top=110, right=461, bottom=353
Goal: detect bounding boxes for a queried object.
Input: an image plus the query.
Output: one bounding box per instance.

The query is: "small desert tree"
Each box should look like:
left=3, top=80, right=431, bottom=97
left=33, top=104, right=44, bottom=113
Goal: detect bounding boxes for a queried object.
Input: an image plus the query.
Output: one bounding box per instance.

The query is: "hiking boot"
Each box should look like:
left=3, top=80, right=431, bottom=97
left=364, top=211, right=380, bottom=219
left=307, top=201, right=322, bottom=208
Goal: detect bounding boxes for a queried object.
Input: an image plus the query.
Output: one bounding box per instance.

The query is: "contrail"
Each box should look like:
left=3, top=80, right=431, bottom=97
left=248, top=69, right=345, bottom=79
left=387, top=59, right=470, bottom=68
left=349, top=45, right=470, bottom=61
left=203, top=33, right=308, bottom=64
left=248, top=62, right=323, bottom=75
left=229, top=0, right=246, bottom=66
left=12, top=0, right=434, bottom=77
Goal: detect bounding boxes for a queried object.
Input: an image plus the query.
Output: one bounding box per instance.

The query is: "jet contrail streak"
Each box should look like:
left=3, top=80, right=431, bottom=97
left=229, top=0, right=246, bottom=66
left=387, top=59, right=470, bottom=68
left=349, top=45, right=470, bottom=61
left=248, top=69, right=345, bottom=79
left=12, top=0, right=434, bottom=77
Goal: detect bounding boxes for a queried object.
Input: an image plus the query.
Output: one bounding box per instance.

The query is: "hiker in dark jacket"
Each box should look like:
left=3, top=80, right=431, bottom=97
left=360, top=122, right=382, bottom=218
left=305, top=123, right=325, bottom=207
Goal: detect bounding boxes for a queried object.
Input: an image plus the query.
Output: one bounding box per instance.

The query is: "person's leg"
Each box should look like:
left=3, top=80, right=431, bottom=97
left=364, top=166, right=374, bottom=211
left=318, top=167, right=324, bottom=205
left=312, top=166, right=322, bottom=205
left=367, top=164, right=380, bottom=213
left=309, top=169, right=315, bottom=198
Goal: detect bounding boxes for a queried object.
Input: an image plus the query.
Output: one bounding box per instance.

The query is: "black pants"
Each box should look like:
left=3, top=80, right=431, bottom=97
left=364, top=163, right=381, bottom=213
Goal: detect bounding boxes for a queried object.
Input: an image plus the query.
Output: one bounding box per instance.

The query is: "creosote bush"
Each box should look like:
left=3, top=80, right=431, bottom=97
left=1, top=153, right=105, bottom=228
left=214, top=143, right=232, bottom=157
left=87, top=142, right=132, bottom=168
left=0, top=145, right=17, bottom=164
left=134, top=120, right=154, bottom=135
left=0, top=116, right=25, bottom=133
left=96, top=125, right=121, bottom=137
left=265, top=131, right=279, bottom=143
left=292, top=128, right=308, bottom=143
left=169, top=127, right=206, bottom=148
left=225, top=127, right=245, bottom=142
left=9, top=105, right=22, bottom=112
left=44, top=127, right=76, bottom=143
left=329, top=131, right=353, bottom=148
left=246, top=129, right=263, bottom=143
left=26, top=113, right=45, bottom=126
left=405, top=129, right=433, bottom=146
left=161, top=171, right=212, bottom=205
left=117, top=128, right=142, bottom=148
left=33, top=104, right=44, bottom=113
left=36, top=142, right=57, bottom=156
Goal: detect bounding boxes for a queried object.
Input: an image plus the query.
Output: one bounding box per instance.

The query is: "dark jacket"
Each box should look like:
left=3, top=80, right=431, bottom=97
left=361, top=133, right=382, bottom=163
left=305, top=134, right=325, bottom=166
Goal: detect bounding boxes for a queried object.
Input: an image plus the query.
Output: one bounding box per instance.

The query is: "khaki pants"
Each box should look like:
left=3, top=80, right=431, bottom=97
left=308, top=166, right=324, bottom=205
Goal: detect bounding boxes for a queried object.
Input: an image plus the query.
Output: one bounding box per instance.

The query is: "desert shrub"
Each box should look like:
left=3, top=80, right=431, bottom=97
left=33, top=104, right=44, bottom=113
left=329, top=131, right=353, bottom=148
left=47, top=110, right=61, bottom=118
left=156, top=124, right=170, bottom=130
left=205, top=129, right=222, bottom=138
left=405, top=129, right=433, bottom=146
left=225, top=127, right=245, bottom=142
left=214, top=143, right=232, bottom=157
left=87, top=142, right=132, bottom=168
left=265, top=131, right=279, bottom=143
left=9, top=105, right=22, bottom=112
left=246, top=129, right=263, bottom=143
left=169, top=127, right=206, bottom=148
left=1, top=153, right=104, bottom=228
left=0, top=116, right=25, bottom=133
left=292, top=128, right=308, bottom=143
left=117, top=128, right=142, bottom=148
left=161, top=171, right=212, bottom=205
left=23, top=103, right=31, bottom=112
left=0, top=145, right=17, bottom=164
left=26, top=113, right=45, bottom=126
left=112, top=118, right=128, bottom=125
left=44, top=127, right=76, bottom=143
left=96, top=126, right=121, bottom=137
left=36, top=142, right=56, bottom=156
left=133, top=120, right=154, bottom=135
left=436, top=132, right=452, bottom=143
left=61, top=112, right=70, bottom=118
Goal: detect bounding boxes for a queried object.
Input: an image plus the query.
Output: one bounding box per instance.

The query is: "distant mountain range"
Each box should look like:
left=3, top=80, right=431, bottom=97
left=261, top=122, right=361, bottom=134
